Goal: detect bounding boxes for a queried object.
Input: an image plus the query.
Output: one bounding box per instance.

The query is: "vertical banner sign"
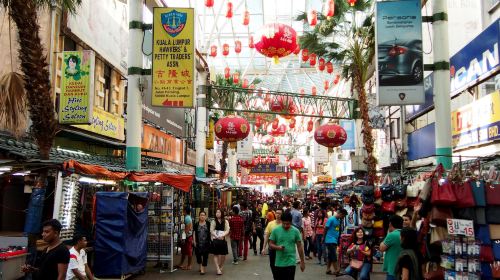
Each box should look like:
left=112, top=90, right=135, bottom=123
left=340, top=120, right=356, bottom=150
left=376, top=0, right=424, bottom=105
left=237, top=129, right=253, bottom=160
left=152, top=8, right=194, bottom=107
left=313, top=141, right=329, bottom=163
left=59, top=50, right=95, bottom=124
left=206, top=118, right=214, bottom=149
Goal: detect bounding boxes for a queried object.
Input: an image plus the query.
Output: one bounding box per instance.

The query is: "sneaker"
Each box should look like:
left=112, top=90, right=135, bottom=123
left=232, top=261, right=239, bottom=265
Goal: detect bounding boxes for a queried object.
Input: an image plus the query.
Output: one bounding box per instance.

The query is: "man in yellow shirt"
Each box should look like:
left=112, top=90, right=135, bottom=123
left=262, top=209, right=282, bottom=279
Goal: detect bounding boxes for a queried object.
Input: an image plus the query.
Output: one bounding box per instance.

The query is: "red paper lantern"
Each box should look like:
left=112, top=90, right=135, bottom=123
left=205, top=0, right=214, bottom=8
left=209, top=45, right=217, bottom=57
left=308, top=10, right=318, bottom=26
left=215, top=115, right=250, bottom=143
left=242, top=79, right=249, bottom=88
left=311, top=86, right=317, bottom=96
left=347, top=0, right=356, bottom=7
left=248, top=35, right=255, bottom=48
left=235, top=40, right=242, bottom=53
left=309, top=53, right=317, bottom=66
left=222, top=43, right=230, bottom=56
left=289, top=119, right=296, bottom=129
left=274, top=146, right=280, bottom=155
left=323, top=0, right=335, bottom=18
left=334, top=74, right=340, bottom=85
left=270, top=95, right=296, bottom=116
left=326, top=62, right=334, bottom=74
left=255, top=23, right=298, bottom=63
left=301, top=49, right=309, bottom=62
left=314, top=122, right=347, bottom=148
left=233, top=72, right=240, bottom=83
left=318, top=58, right=326, bottom=71
left=293, top=45, right=300, bottom=55
left=307, top=119, right=314, bottom=132
left=262, top=135, right=275, bottom=145
left=240, top=158, right=259, bottom=169
left=299, top=88, right=305, bottom=95
left=272, top=118, right=279, bottom=129
left=224, top=67, right=230, bottom=79
left=289, top=158, right=305, bottom=171
left=324, top=80, right=330, bottom=91
left=243, top=10, right=250, bottom=25
left=255, top=116, right=262, bottom=128
left=268, top=123, right=286, bottom=137
left=226, top=1, right=233, bottom=18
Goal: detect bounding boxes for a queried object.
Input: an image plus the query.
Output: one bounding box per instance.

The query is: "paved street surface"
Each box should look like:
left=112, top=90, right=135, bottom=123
left=137, top=247, right=387, bottom=280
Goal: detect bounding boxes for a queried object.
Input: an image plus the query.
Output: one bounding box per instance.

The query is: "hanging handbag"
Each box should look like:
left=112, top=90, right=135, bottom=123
left=430, top=226, right=448, bottom=244
left=373, top=220, right=384, bottom=229
left=477, top=225, right=492, bottom=244
left=453, top=180, right=475, bottom=207
left=493, top=240, right=500, bottom=261
left=419, top=178, right=432, bottom=201
left=480, top=245, right=494, bottom=262
left=381, top=201, right=395, bottom=213
left=361, top=194, right=375, bottom=205
left=362, top=185, right=375, bottom=197
left=394, top=183, right=407, bottom=200
left=406, top=176, right=420, bottom=198
left=374, top=187, right=382, bottom=199
left=490, top=224, right=500, bottom=240
left=475, top=207, right=487, bottom=225
left=349, top=259, right=363, bottom=270
left=362, top=204, right=375, bottom=214
left=471, top=179, right=486, bottom=206
left=430, top=206, right=452, bottom=227
left=381, top=175, right=395, bottom=202
left=487, top=207, right=500, bottom=224
left=430, top=164, right=457, bottom=206
left=454, top=208, right=475, bottom=220
left=486, top=182, right=500, bottom=206
left=423, top=262, right=444, bottom=280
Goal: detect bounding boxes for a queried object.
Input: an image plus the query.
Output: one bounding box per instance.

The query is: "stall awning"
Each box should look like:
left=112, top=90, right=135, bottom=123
left=194, top=177, right=219, bottom=184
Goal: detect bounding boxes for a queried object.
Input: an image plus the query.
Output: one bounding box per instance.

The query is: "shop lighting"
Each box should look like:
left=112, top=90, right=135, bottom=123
left=0, top=166, right=12, bottom=171
left=13, top=171, right=31, bottom=176
left=78, top=176, right=116, bottom=185
left=154, top=182, right=162, bottom=185
left=56, top=147, right=89, bottom=156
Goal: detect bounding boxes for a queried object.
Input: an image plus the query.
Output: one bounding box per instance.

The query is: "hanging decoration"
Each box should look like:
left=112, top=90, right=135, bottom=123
left=222, top=43, right=230, bottom=56
left=289, top=118, right=296, bottom=129
left=248, top=35, right=255, bottom=48
left=254, top=115, right=262, bottom=128
left=324, top=80, right=330, bottom=91
left=242, top=79, right=249, bottom=88
left=272, top=118, right=279, bottom=129
left=309, top=53, right=317, bottom=66
left=301, top=49, right=309, bottom=62
left=232, top=72, right=240, bottom=83
left=311, top=86, right=317, bottom=96
left=347, top=0, right=356, bottom=7
left=318, top=58, right=326, bottom=71
left=224, top=67, right=230, bottom=79
left=239, top=158, right=259, bottom=169
left=235, top=40, right=242, bottom=54
left=293, top=45, right=301, bottom=55
left=214, top=115, right=250, bottom=147
left=205, top=0, right=214, bottom=8
left=270, top=95, right=296, bottom=117
left=209, top=45, right=217, bottom=57
left=334, top=74, right=340, bottom=85
left=307, top=119, right=314, bottom=132
left=226, top=1, right=233, bottom=18
left=308, top=10, right=318, bottom=26
left=299, top=88, right=305, bottom=95
left=323, top=0, right=335, bottom=18
left=314, top=122, right=347, bottom=148
left=243, top=10, right=250, bottom=25
left=255, top=23, right=298, bottom=64
left=268, top=123, right=286, bottom=137
left=326, top=61, right=334, bottom=74
left=262, top=135, right=275, bottom=145
left=289, top=158, right=305, bottom=171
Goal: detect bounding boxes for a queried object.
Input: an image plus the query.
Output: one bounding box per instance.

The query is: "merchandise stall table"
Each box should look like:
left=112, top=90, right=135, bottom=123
left=0, top=236, right=28, bottom=280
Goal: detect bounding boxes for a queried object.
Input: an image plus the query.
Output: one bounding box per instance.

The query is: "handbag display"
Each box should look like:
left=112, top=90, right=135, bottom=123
left=480, top=245, right=494, bottom=262
left=381, top=175, right=394, bottom=202
left=487, top=206, right=500, bottom=224
left=430, top=226, right=448, bottom=244
left=374, top=187, right=382, bottom=199
left=361, top=195, right=375, bottom=205
left=493, top=240, right=500, bottom=261
left=394, top=184, right=407, bottom=200
left=349, top=259, right=363, bottom=270
left=490, top=224, right=500, bottom=240
left=453, top=180, right=475, bottom=208
left=423, top=262, right=444, bottom=280
left=430, top=164, right=457, bottom=206
left=475, top=207, right=487, bottom=225
left=419, top=178, right=432, bottom=200
left=486, top=182, right=500, bottom=206
left=430, top=206, right=452, bottom=227
left=362, top=185, right=374, bottom=197
left=471, top=179, right=486, bottom=206
left=381, top=201, right=395, bottom=213
left=454, top=207, right=475, bottom=220
left=477, top=225, right=492, bottom=244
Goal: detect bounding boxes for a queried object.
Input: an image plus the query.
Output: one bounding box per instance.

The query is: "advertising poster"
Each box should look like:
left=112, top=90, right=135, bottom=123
left=451, top=91, right=500, bottom=149
left=141, top=125, right=182, bottom=163
left=340, top=120, right=356, bottom=150
left=152, top=8, right=194, bottom=108
left=73, top=107, right=124, bottom=141
left=237, top=129, right=253, bottom=160
left=59, top=50, right=95, bottom=124
left=313, top=141, right=329, bottom=163
left=376, top=0, right=424, bottom=105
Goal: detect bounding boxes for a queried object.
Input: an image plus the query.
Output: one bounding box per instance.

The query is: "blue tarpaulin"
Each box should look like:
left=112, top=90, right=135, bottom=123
left=94, top=192, right=148, bottom=277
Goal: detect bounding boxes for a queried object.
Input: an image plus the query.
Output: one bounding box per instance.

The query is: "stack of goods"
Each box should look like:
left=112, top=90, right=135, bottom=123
left=59, top=174, right=81, bottom=241
left=0, top=246, right=27, bottom=260
left=441, top=236, right=481, bottom=279
left=360, top=185, right=375, bottom=238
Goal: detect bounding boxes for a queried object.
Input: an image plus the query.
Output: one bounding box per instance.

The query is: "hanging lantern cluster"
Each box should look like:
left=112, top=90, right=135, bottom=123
left=255, top=23, right=298, bottom=64
left=347, top=0, right=357, bottom=7
left=239, top=158, right=259, bottom=169
left=324, top=80, right=330, bottom=91
left=254, top=115, right=262, bottom=128
left=205, top=0, right=214, bottom=8
left=222, top=43, right=230, bottom=56
left=210, top=45, right=217, bottom=57
left=271, top=118, right=279, bottom=129
left=309, top=53, right=317, bottom=66
left=289, top=158, right=305, bottom=171
left=307, top=119, right=314, bottom=132
left=318, top=58, right=326, bottom=71
left=289, top=118, right=296, bottom=129
left=214, top=115, right=250, bottom=146
left=326, top=62, right=334, bottom=74
left=226, top=1, right=233, bottom=18
left=224, top=67, right=230, bottom=79
left=334, top=74, right=340, bottom=85
left=268, top=123, right=286, bottom=137
left=235, top=40, right=242, bottom=54
left=323, top=0, right=335, bottom=18
left=308, top=10, right=318, bottom=26
left=270, top=95, right=297, bottom=117
left=243, top=10, right=250, bottom=25
left=301, top=49, right=309, bottom=62
left=262, top=135, right=275, bottom=145
left=314, top=122, right=347, bottom=149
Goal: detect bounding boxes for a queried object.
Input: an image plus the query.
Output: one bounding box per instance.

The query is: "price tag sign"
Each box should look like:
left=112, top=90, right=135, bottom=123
left=447, top=219, right=474, bottom=237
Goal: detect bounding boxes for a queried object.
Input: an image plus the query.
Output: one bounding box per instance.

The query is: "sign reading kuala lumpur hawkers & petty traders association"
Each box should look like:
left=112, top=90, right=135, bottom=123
left=152, top=8, right=194, bottom=108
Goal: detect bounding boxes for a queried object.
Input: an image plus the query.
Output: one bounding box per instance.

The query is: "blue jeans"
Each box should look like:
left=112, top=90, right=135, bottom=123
left=345, top=262, right=371, bottom=280
left=315, top=234, right=327, bottom=262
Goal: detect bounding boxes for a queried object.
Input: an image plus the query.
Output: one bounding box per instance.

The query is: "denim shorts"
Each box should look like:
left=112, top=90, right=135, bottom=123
left=326, top=243, right=337, bottom=262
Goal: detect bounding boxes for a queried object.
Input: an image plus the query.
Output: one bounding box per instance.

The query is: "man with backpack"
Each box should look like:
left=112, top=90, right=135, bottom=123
left=238, top=201, right=253, bottom=261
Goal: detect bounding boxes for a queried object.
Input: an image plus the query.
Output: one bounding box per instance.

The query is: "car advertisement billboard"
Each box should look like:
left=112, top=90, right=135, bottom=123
left=376, top=0, right=424, bottom=105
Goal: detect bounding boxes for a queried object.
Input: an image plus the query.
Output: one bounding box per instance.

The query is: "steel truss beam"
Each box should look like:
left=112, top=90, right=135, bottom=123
left=207, top=86, right=357, bottom=120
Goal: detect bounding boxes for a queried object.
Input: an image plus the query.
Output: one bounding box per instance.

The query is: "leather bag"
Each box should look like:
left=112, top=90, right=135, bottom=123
left=480, top=245, right=494, bottom=262
left=430, top=226, right=448, bottom=244
left=477, top=225, right=492, bottom=244
left=381, top=201, right=395, bottom=213
left=419, top=178, right=432, bottom=201
left=493, top=240, right=500, bottom=261
left=486, top=182, right=500, bottom=206
left=471, top=179, right=486, bottom=207
left=490, top=224, right=500, bottom=240
left=453, top=180, right=475, bottom=207
left=487, top=206, right=500, bottom=224
left=394, top=184, right=407, bottom=200
left=430, top=206, right=452, bottom=227
left=430, top=164, right=457, bottom=206
left=381, top=175, right=394, bottom=202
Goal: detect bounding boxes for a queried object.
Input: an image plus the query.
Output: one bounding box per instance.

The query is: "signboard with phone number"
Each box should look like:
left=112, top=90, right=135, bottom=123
left=447, top=219, right=474, bottom=237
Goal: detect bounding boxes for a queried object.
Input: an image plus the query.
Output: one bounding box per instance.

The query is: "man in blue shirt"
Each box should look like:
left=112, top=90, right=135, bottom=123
left=323, top=208, right=347, bottom=276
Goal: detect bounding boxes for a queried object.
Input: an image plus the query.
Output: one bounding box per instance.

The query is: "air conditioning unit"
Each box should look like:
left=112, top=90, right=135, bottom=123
left=351, top=155, right=367, bottom=171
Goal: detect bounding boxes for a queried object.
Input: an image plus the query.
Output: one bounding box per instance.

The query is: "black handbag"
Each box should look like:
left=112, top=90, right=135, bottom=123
left=476, top=207, right=487, bottom=225
left=454, top=208, right=475, bottom=220
left=487, top=207, right=500, bottom=224
left=394, top=184, right=407, bottom=200
left=381, top=184, right=394, bottom=202
left=362, top=194, right=375, bottom=204
left=362, top=185, right=375, bottom=197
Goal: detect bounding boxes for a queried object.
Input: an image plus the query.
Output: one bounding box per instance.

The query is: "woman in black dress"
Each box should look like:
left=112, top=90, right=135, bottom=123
left=193, top=211, right=211, bottom=275
left=210, top=208, right=230, bottom=275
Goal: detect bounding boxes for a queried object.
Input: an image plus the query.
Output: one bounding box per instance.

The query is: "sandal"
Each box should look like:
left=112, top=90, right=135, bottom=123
left=326, top=271, right=333, bottom=275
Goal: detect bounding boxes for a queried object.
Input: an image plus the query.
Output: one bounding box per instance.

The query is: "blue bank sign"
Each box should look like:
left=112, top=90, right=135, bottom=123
left=450, top=19, right=499, bottom=95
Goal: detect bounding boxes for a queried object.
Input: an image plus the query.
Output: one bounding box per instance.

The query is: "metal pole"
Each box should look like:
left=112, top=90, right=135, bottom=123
left=432, top=0, right=453, bottom=169
left=331, top=151, right=337, bottom=187
left=228, top=148, right=237, bottom=185
left=400, top=106, right=406, bottom=176
left=195, top=75, right=208, bottom=178
left=126, top=0, right=143, bottom=171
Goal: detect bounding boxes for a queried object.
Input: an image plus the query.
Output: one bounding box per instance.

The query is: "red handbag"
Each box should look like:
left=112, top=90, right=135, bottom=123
left=430, top=206, right=452, bottom=227
left=480, top=245, right=494, bottom=262
left=431, top=164, right=457, bottom=206
left=362, top=204, right=375, bottom=214
left=486, top=183, right=500, bottom=206
left=374, top=187, right=382, bottom=198
left=381, top=201, right=395, bottom=213
left=454, top=180, right=475, bottom=207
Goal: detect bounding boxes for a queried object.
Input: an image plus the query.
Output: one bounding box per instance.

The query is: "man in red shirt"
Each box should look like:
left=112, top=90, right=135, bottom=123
left=229, top=206, right=245, bottom=265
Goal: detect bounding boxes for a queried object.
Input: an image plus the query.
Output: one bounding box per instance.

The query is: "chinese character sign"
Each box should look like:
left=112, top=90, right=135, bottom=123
left=152, top=8, right=194, bottom=108
left=59, top=50, right=95, bottom=124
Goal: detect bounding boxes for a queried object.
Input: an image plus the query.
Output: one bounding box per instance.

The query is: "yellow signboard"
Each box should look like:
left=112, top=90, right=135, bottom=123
left=206, top=118, right=214, bottom=149
left=152, top=8, right=194, bottom=108
left=451, top=91, right=500, bottom=149
left=73, top=107, right=125, bottom=140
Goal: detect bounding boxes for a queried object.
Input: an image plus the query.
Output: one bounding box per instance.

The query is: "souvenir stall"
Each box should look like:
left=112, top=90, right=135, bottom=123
left=191, top=178, right=219, bottom=221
